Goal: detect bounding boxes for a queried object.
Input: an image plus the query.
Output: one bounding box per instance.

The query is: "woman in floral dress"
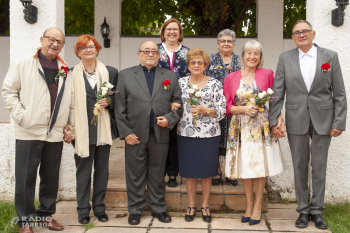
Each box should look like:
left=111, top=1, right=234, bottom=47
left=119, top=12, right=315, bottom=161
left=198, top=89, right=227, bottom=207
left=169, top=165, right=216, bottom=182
left=224, top=40, right=285, bottom=225
left=205, top=29, right=241, bottom=186
left=157, top=18, right=190, bottom=187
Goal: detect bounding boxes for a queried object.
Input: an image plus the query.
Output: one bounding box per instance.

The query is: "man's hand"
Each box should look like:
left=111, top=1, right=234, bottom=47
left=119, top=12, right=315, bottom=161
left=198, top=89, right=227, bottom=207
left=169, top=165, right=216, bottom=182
left=156, top=116, right=169, bottom=128
left=330, top=128, right=342, bottom=137
left=125, top=134, right=140, bottom=145
left=98, top=98, right=110, bottom=108
left=271, top=125, right=285, bottom=138
left=63, top=123, right=74, bottom=144
left=171, top=102, right=181, bottom=110
left=277, top=116, right=286, bottom=135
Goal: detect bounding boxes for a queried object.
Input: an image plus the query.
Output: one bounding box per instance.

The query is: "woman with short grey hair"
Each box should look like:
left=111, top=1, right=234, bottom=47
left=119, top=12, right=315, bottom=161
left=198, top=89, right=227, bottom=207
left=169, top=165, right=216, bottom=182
left=205, top=29, right=241, bottom=186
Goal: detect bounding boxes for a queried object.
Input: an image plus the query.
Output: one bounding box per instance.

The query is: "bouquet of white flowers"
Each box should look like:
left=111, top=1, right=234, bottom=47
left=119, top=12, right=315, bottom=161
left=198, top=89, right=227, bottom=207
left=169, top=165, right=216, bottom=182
left=185, top=85, right=203, bottom=127
left=247, top=88, right=275, bottom=122
left=91, top=82, right=114, bottom=126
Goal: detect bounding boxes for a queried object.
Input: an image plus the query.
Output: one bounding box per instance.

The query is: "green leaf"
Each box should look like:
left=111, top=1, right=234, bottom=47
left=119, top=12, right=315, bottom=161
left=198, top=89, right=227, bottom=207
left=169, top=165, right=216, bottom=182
left=107, top=97, right=112, bottom=105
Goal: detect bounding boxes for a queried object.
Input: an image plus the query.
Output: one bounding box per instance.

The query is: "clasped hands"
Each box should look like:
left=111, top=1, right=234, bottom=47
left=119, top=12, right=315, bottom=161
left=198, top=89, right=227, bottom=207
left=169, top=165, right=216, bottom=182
left=63, top=123, right=74, bottom=144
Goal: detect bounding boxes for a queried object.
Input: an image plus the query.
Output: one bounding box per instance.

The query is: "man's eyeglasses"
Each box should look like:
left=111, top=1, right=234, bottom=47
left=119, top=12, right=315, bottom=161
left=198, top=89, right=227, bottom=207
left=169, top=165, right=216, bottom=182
left=43, top=36, right=65, bottom=47
left=189, top=61, right=205, bottom=66
left=166, top=28, right=179, bottom=32
left=79, top=46, right=97, bottom=52
left=292, top=29, right=312, bottom=37
left=219, top=40, right=234, bottom=44
left=139, top=50, right=159, bottom=55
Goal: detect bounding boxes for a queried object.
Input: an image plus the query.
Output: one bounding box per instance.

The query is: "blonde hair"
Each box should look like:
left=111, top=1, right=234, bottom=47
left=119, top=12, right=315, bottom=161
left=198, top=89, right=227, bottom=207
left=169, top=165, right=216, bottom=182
left=240, top=40, right=264, bottom=69
left=186, top=47, right=210, bottom=66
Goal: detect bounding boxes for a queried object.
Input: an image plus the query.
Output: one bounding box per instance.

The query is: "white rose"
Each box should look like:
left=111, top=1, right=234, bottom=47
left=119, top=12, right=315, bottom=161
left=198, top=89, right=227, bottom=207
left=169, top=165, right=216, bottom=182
left=267, top=88, right=274, bottom=95
left=102, top=90, right=107, bottom=96
left=188, top=89, right=195, bottom=94
left=192, top=85, right=198, bottom=90
left=258, top=93, right=264, bottom=99
left=107, top=83, right=114, bottom=89
left=250, top=98, right=256, bottom=105
left=101, top=87, right=108, bottom=92
left=195, top=91, right=202, bottom=98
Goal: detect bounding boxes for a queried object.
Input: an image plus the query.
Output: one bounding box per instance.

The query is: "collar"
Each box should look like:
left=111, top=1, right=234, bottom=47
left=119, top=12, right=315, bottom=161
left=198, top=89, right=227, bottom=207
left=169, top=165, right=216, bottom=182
left=34, top=48, right=68, bottom=66
left=298, top=44, right=317, bottom=59
left=141, top=66, right=156, bottom=72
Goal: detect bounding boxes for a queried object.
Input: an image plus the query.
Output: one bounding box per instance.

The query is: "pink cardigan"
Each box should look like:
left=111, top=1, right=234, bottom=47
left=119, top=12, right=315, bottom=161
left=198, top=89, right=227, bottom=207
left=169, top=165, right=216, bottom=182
left=224, top=68, right=274, bottom=116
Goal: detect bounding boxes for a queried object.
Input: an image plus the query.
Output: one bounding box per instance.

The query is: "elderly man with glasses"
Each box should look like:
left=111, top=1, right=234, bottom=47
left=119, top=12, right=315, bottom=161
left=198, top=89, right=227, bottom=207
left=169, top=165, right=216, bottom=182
left=2, top=28, right=74, bottom=233
left=269, top=20, right=347, bottom=230
left=115, top=40, right=183, bottom=226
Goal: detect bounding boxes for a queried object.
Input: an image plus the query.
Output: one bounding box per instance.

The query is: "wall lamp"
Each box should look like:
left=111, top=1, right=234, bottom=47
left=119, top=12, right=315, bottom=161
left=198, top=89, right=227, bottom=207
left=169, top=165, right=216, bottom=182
left=100, top=17, right=110, bottom=48
left=19, top=0, right=38, bottom=24
left=332, top=0, right=349, bottom=26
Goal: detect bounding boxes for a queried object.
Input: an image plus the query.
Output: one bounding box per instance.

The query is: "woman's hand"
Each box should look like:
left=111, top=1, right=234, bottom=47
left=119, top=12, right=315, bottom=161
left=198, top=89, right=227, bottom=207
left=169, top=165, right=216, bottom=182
left=191, top=105, right=206, bottom=116
left=171, top=102, right=181, bottom=110
left=245, top=105, right=259, bottom=117
left=98, top=98, right=110, bottom=108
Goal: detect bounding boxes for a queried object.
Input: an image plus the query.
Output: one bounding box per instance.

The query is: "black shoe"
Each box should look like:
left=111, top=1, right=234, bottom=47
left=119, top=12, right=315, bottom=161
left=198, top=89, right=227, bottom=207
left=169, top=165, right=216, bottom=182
left=128, top=214, right=141, bottom=225
left=96, top=213, right=108, bottom=222
left=78, top=216, right=90, bottom=224
left=185, top=207, right=196, bottom=222
left=212, top=173, right=222, bottom=186
left=295, top=213, right=310, bottom=228
left=201, top=207, right=212, bottom=223
left=311, top=214, right=328, bottom=229
left=168, top=176, right=178, bottom=187
left=226, top=177, right=238, bottom=186
left=152, top=212, right=172, bottom=223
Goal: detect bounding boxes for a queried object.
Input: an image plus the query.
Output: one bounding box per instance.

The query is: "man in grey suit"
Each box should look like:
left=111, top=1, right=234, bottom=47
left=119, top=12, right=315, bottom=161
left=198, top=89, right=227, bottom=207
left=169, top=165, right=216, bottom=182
left=269, top=20, right=347, bottom=229
left=115, top=41, right=183, bottom=225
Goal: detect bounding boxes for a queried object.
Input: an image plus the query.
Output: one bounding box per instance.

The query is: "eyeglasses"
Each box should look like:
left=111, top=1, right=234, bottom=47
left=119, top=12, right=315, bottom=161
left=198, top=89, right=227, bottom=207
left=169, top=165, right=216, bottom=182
left=189, top=61, right=205, bottom=66
left=139, top=50, right=159, bottom=55
left=292, top=29, right=312, bottom=37
left=166, top=28, right=179, bottom=32
left=43, top=36, right=65, bottom=47
left=79, top=46, right=97, bottom=52
left=219, top=40, right=234, bottom=44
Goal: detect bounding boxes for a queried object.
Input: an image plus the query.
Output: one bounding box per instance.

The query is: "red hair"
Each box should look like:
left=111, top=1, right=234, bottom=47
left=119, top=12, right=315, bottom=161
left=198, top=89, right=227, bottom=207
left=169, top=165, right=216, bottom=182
left=74, top=35, right=102, bottom=59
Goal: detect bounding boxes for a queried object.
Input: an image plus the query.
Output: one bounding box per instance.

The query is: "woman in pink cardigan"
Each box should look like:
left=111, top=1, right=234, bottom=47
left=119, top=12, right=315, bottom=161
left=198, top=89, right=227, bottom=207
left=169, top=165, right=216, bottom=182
left=224, top=40, right=285, bottom=226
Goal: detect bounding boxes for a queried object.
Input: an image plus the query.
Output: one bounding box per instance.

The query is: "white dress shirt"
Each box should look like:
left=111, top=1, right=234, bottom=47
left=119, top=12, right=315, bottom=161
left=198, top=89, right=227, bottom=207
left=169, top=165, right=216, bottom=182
left=83, top=65, right=96, bottom=89
left=162, top=42, right=181, bottom=66
left=299, top=44, right=317, bottom=92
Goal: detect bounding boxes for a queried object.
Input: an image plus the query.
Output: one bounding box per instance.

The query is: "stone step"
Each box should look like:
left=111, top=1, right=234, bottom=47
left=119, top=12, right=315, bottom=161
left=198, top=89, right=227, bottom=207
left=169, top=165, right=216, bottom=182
left=105, top=176, right=267, bottom=212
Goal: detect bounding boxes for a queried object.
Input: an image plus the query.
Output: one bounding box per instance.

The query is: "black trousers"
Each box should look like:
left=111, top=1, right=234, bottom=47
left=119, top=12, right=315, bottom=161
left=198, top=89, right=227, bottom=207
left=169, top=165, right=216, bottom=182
left=15, top=140, right=63, bottom=227
left=74, top=144, right=111, bottom=217
left=165, top=126, right=179, bottom=176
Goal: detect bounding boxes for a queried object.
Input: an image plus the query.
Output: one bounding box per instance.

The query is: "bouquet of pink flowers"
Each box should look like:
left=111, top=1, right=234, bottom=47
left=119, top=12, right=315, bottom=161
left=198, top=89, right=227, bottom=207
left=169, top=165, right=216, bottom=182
left=91, top=82, right=114, bottom=126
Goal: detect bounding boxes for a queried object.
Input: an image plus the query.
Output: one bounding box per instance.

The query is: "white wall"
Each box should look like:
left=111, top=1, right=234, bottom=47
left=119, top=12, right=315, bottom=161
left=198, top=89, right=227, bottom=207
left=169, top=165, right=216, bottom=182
left=0, top=36, right=10, bottom=122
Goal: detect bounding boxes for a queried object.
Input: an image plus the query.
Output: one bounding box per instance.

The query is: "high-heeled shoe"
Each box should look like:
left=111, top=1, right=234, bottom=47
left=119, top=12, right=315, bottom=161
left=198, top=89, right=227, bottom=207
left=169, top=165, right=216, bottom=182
left=226, top=177, right=238, bottom=186
left=212, top=172, right=222, bottom=185
left=201, top=207, right=212, bottom=223
left=185, top=207, right=196, bottom=222
left=249, top=212, right=262, bottom=225
left=241, top=216, right=250, bottom=223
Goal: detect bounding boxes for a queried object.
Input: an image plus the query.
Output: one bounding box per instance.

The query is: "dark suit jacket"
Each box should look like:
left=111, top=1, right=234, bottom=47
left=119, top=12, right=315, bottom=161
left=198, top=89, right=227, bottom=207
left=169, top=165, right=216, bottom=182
left=115, top=64, right=183, bottom=143
left=269, top=44, right=347, bottom=135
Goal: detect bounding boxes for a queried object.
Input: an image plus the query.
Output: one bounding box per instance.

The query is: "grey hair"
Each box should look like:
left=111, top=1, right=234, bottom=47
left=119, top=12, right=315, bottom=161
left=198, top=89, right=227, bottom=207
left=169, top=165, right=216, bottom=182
left=292, top=19, right=313, bottom=34
left=217, top=29, right=236, bottom=43
left=240, top=40, right=264, bottom=69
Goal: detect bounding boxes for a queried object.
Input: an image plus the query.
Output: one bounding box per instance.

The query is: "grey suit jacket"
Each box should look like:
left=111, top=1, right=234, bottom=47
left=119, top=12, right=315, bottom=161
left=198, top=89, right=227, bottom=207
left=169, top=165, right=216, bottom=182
left=115, top=64, right=183, bottom=143
left=269, top=44, right=347, bottom=135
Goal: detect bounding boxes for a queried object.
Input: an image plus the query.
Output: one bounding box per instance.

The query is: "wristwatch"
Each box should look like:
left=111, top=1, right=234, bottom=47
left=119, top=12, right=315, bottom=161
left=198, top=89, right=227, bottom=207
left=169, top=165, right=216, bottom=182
left=207, top=108, right=210, bottom=115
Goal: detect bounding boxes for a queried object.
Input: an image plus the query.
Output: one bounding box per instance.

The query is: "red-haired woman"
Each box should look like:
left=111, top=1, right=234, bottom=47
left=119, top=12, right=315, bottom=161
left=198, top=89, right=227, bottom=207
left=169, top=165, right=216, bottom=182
left=66, top=35, right=118, bottom=225
left=158, top=18, right=190, bottom=187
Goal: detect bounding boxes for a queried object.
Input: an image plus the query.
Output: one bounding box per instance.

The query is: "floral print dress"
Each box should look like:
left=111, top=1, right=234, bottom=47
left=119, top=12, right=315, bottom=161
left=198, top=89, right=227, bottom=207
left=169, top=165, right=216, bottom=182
left=225, top=80, right=284, bottom=179
left=157, top=43, right=190, bottom=79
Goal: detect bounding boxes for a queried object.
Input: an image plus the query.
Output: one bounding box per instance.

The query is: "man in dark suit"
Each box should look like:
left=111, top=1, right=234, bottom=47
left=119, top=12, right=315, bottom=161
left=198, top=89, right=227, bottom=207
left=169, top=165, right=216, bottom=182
left=269, top=20, right=347, bottom=229
left=115, top=41, right=183, bottom=225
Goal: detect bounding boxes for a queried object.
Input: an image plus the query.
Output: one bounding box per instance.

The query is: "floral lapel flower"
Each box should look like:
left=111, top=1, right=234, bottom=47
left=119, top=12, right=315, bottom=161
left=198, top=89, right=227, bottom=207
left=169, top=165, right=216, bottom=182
left=163, top=80, right=171, bottom=90
left=214, top=65, right=223, bottom=70
left=55, top=66, right=68, bottom=83
left=321, top=59, right=332, bottom=71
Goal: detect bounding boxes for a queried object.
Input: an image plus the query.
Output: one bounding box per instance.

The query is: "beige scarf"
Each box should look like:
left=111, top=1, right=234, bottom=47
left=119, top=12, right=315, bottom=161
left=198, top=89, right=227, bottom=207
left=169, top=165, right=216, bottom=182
left=73, top=60, right=113, bottom=157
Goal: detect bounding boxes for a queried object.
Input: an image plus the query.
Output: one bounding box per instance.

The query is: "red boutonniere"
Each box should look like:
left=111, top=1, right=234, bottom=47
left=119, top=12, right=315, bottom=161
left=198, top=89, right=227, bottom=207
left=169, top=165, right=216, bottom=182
left=54, top=66, right=68, bottom=84
left=163, top=80, right=171, bottom=90
left=321, top=59, right=332, bottom=71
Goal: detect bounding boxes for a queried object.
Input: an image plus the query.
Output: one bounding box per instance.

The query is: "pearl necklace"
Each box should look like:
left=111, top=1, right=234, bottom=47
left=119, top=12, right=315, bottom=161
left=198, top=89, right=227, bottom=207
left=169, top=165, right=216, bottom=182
left=189, top=75, right=206, bottom=86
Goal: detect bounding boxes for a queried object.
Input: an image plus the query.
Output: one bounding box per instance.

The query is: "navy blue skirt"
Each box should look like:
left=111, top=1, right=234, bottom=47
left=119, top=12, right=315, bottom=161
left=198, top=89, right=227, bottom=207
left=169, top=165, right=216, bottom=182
left=177, top=135, right=220, bottom=178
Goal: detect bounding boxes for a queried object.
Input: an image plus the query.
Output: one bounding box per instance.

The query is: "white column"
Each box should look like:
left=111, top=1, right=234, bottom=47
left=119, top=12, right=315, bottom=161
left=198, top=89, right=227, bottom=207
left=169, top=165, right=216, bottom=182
left=256, top=0, right=284, bottom=71
left=0, top=0, right=76, bottom=201
left=94, top=0, right=122, bottom=69
left=306, top=0, right=350, bottom=203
